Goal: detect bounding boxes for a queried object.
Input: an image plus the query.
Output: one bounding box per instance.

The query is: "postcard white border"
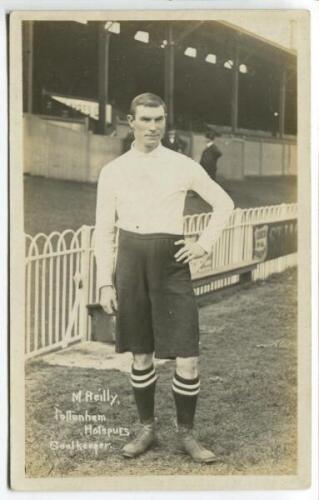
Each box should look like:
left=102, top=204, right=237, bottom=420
left=4, top=2, right=318, bottom=498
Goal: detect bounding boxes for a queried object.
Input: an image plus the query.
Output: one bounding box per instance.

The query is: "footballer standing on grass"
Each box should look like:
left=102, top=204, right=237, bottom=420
left=94, top=92, right=234, bottom=463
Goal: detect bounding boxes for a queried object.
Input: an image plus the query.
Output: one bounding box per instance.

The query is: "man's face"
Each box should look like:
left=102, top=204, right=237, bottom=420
left=128, top=105, right=166, bottom=151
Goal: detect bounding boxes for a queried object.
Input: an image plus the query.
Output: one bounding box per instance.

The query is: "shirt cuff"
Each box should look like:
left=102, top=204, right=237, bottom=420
left=196, top=235, right=212, bottom=254
left=96, top=269, right=115, bottom=290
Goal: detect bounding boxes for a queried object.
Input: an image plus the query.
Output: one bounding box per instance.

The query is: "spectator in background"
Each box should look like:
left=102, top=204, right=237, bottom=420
left=123, top=130, right=135, bottom=153
left=162, top=128, right=186, bottom=154
left=200, top=131, right=222, bottom=182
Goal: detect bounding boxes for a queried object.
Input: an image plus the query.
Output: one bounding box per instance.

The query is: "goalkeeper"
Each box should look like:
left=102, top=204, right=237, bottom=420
left=95, top=93, right=234, bottom=463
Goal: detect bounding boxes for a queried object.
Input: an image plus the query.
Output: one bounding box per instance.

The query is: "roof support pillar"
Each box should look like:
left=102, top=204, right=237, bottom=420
left=231, top=41, right=239, bottom=134
left=279, top=66, right=287, bottom=138
left=98, top=22, right=110, bottom=135
left=164, top=24, right=175, bottom=129
left=23, top=21, right=34, bottom=113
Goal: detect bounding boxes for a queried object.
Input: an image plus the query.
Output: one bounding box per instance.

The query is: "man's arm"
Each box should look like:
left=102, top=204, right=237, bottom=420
left=188, top=160, right=234, bottom=253
left=174, top=160, right=234, bottom=264
left=94, top=165, right=118, bottom=312
left=213, top=144, right=222, bottom=160
left=199, top=149, right=210, bottom=170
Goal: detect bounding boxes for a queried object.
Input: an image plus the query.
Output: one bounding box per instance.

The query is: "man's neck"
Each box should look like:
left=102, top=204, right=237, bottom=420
left=134, top=141, right=159, bottom=154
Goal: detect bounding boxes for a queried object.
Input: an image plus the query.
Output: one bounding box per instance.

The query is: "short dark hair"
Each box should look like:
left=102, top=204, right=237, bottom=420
left=129, top=93, right=167, bottom=116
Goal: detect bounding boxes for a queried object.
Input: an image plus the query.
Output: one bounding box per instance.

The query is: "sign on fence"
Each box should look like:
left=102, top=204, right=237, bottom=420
left=253, top=219, right=298, bottom=262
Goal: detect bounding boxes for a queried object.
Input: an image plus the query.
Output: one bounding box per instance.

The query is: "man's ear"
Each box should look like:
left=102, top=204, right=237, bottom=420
left=127, top=114, right=134, bottom=128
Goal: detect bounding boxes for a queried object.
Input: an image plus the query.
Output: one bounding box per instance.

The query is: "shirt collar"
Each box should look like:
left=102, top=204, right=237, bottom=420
left=130, top=141, right=163, bottom=158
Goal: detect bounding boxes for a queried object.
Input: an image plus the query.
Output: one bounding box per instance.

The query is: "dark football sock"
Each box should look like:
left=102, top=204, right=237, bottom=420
left=130, top=364, right=157, bottom=424
left=172, top=371, right=200, bottom=429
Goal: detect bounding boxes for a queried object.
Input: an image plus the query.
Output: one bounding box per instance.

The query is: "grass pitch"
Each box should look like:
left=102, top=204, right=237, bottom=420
left=25, top=268, right=297, bottom=478
left=24, top=175, right=297, bottom=236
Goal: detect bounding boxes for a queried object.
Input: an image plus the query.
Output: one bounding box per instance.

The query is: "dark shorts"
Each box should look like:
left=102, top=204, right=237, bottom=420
left=114, top=229, right=200, bottom=359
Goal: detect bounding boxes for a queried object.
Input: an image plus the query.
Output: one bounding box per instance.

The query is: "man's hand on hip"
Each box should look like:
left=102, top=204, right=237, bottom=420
left=174, top=240, right=208, bottom=263
left=99, top=286, right=118, bottom=314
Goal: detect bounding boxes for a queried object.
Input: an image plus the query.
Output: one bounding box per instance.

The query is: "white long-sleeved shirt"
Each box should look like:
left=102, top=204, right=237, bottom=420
left=94, top=142, right=234, bottom=289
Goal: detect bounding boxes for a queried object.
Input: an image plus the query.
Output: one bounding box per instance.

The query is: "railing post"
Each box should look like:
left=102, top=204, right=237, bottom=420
left=232, top=209, right=243, bottom=263
left=79, top=225, right=91, bottom=341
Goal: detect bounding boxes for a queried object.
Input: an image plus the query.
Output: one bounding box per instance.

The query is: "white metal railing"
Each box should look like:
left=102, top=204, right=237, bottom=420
left=25, top=203, right=297, bottom=359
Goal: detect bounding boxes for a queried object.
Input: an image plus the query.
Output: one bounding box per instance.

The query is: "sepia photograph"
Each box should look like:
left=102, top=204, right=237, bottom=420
left=9, top=9, right=312, bottom=491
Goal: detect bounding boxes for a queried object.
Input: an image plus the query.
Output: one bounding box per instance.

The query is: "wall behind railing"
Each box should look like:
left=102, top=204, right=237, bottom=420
left=191, top=134, right=297, bottom=179
left=24, top=114, right=297, bottom=183
left=24, top=114, right=123, bottom=183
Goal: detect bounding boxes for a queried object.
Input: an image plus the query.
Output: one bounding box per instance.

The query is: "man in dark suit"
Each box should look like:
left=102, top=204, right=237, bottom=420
left=162, top=128, right=186, bottom=154
left=200, top=131, right=222, bottom=181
